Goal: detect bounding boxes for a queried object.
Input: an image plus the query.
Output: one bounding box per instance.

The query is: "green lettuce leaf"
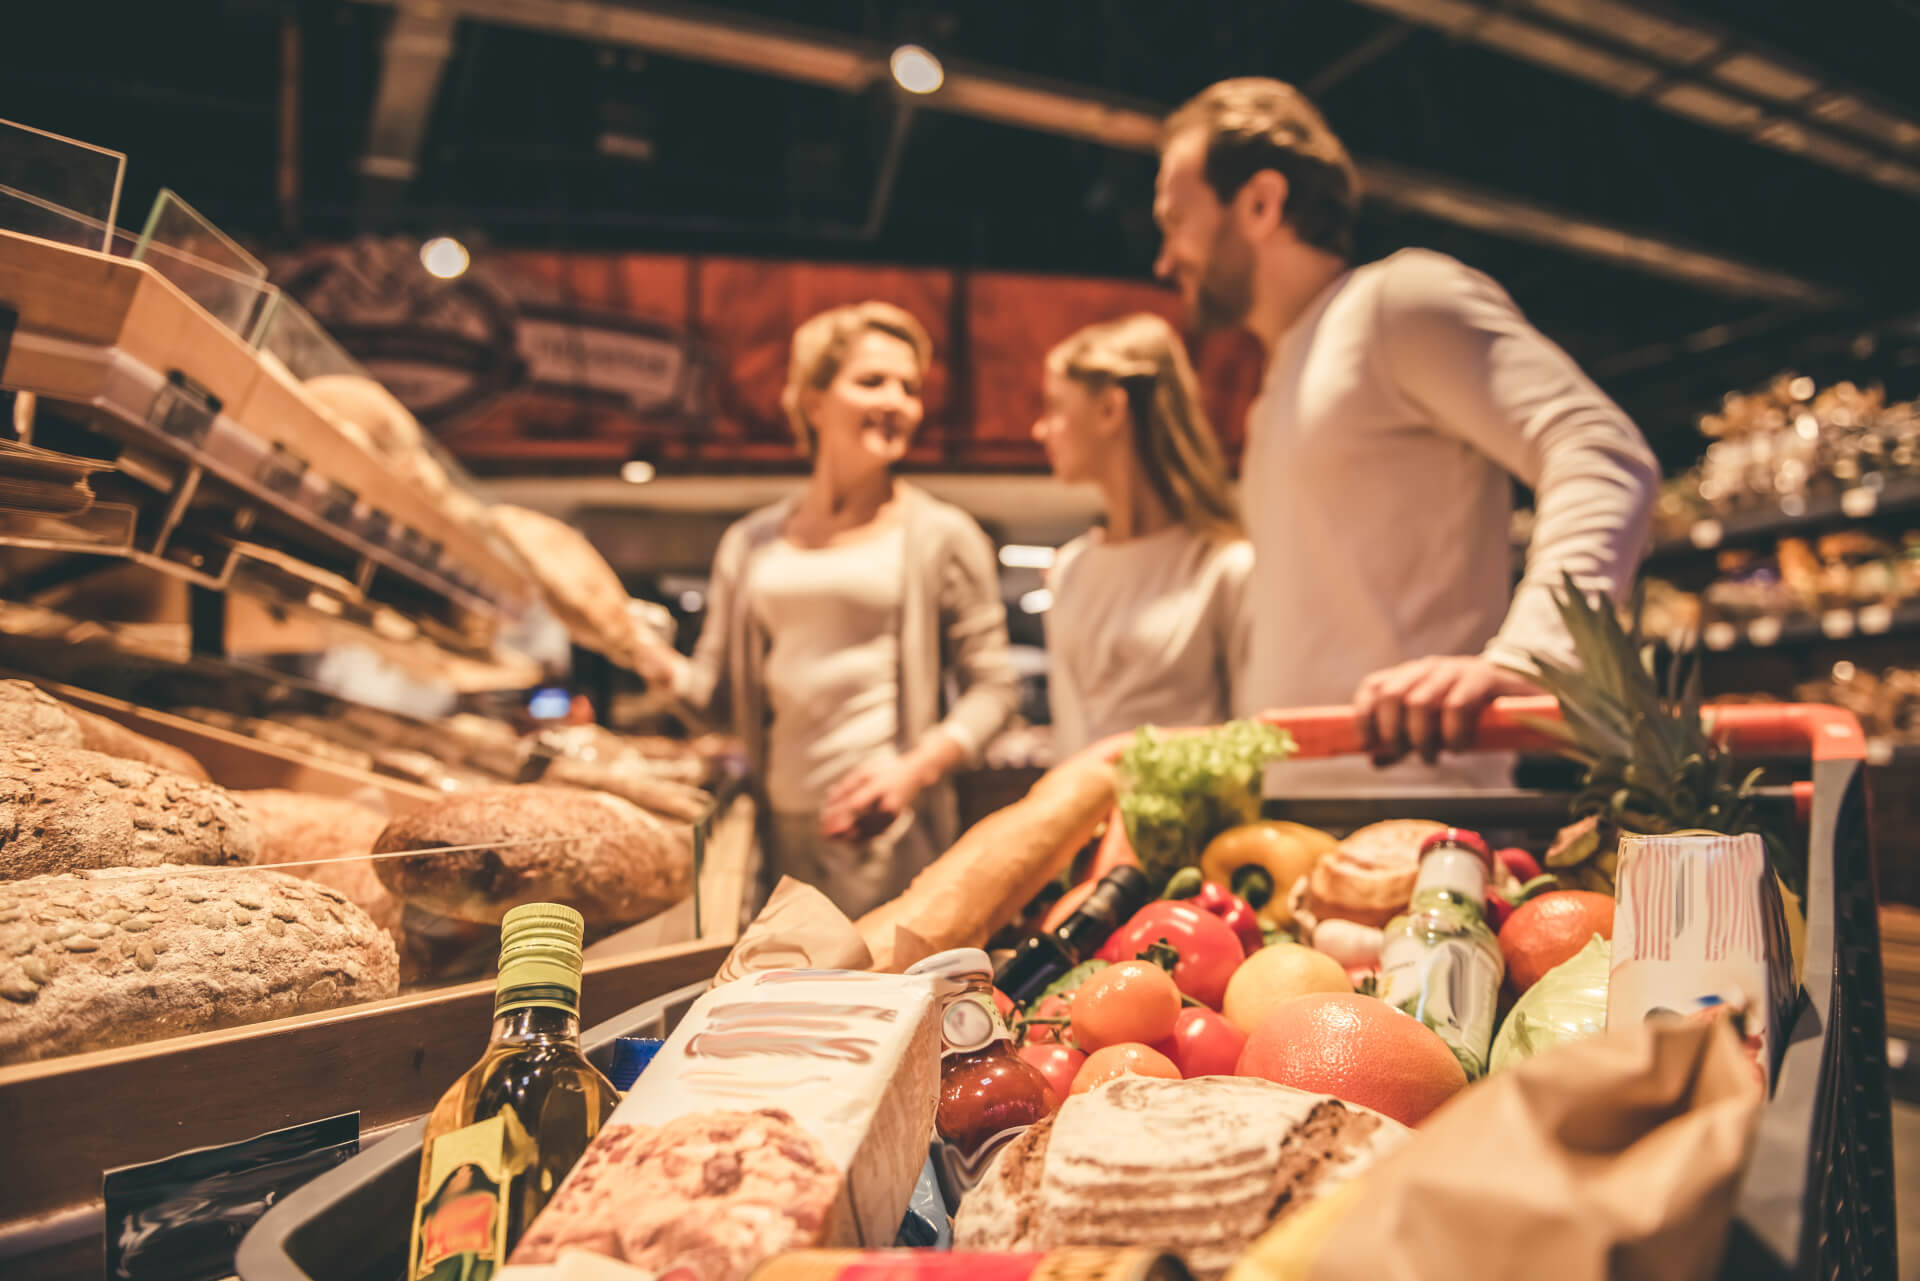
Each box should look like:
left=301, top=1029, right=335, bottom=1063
left=1116, top=720, right=1296, bottom=886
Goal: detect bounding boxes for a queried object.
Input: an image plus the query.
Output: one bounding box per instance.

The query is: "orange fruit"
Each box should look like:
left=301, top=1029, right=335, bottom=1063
left=1070, top=961, right=1182, bottom=1051
left=1499, top=891, right=1615, bottom=994
left=1221, top=942, right=1351, bottom=1035
left=1070, top=1042, right=1182, bottom=1095
left=1235, top=992, right=1467, bottom=1126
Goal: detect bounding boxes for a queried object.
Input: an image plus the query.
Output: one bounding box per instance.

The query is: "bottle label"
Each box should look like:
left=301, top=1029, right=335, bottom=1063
left=939, top=992, right=1010, bottom=1057
left=409, top=1106, right=536, bottom=1281
left=1381, top=937, right=1501, bottom=1079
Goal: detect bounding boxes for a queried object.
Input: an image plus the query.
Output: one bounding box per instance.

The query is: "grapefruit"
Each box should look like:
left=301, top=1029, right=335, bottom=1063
left=1235, top=992, right=1467, bottom=1126
left=1221, top=942, right=1351, bottom=1035
left=1499, top=890, right=1616, bottom=994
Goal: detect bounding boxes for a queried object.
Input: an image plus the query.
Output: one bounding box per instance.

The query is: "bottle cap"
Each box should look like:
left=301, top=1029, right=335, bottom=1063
left=904, top=947, right=993, bottom=984
left=1419, top=828, right=1493, bottom=867
left=496, top=902, right=586, bottom=1014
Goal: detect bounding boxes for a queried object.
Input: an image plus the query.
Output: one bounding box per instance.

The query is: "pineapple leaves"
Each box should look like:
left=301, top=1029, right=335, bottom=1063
left=1508, top=572, right=1806, bottom=898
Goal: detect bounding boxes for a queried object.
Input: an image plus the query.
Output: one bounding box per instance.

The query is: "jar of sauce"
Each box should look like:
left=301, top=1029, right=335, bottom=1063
left=906, top=948, right=1059, bottom=1208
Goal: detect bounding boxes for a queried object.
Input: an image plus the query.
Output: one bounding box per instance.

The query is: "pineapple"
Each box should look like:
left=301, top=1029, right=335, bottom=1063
left=1510, top=573, right=1800, bottom=898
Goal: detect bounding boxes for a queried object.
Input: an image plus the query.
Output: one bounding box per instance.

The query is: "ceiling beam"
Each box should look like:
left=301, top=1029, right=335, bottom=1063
left=360, top=3, right=457, bottom=193
left=349, top=0, right=1849, bottom=304
left=1344, top=0, right=1920, bottom=200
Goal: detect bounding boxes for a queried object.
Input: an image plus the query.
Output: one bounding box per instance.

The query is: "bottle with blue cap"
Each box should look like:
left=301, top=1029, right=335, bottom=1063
left=407, top=903, right=619, bottom=1281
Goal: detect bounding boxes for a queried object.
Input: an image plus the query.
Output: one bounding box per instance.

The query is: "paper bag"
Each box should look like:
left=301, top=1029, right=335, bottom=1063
left=712, top=876, right=872, bottom=983
left=1228, top=1019, right=1763, bottom=1281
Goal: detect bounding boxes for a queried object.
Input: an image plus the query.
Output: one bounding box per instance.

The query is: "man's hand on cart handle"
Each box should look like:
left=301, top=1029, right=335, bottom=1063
left=1353, top=656, right=1543, bottom=766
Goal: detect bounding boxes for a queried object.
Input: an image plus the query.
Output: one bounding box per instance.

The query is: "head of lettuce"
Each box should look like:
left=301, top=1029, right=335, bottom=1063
left=1117, top=720, right=1297, bottom=888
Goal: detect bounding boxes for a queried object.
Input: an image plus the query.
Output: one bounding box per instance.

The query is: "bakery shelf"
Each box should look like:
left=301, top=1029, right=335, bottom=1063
left=1642, top=474, right=1920, bottom=566
left=0, top=228, right=532, bottom=637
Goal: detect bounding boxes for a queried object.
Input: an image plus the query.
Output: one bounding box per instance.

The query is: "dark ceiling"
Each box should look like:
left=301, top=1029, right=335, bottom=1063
left=6, top=0, right=1920, bottom=467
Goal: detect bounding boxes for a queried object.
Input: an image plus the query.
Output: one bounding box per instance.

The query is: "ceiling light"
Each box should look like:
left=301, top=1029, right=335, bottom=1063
left=621, top=459, right=656, bottom=484
left=1019, top=587, right=1053, bottom=614
left=998, top=544, right=1056, bottom=570
left=419, top=236, right=470, bottom=280
left=890, top=44, right=944, bottom=95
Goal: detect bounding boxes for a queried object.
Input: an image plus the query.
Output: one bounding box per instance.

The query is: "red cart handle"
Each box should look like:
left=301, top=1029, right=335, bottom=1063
left=1255, top=697, right=1867, bottom=764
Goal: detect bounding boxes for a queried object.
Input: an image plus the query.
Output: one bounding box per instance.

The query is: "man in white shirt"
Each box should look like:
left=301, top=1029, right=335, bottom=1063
left=1153, top=78, right=1659, bottom=784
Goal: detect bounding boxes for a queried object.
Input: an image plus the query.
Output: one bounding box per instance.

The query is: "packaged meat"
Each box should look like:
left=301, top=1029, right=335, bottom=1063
left=503, top=968, right=944, bottom=1281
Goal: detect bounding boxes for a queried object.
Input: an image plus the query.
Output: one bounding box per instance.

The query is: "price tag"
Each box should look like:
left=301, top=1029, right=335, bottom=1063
left=1859, top=603, right=1895, bottom=635
left=362, top=508, right=392, bottom=545
left=1820, top=610, right=1857, bottom=640
left=1705, top=621, right=1738, bottom=651
left=1746, top=616, right=1783, bottom=647
left=1842, top=487, right=1879, bottom=518
left=256, top=442, right=307, bottom=498
left=1690, top=519, right=1724, bottom=549
left=323, top=482, right=358, bottom=526
left=148, top=371, right=221, bottom=447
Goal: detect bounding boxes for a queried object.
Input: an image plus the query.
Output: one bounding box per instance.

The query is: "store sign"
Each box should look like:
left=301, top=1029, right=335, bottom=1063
left=514, top=305, right=686, bottom=414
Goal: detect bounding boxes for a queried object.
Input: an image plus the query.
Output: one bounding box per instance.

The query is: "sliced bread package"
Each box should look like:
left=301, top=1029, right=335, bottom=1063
left=503, top=968, right=943, bottom=1281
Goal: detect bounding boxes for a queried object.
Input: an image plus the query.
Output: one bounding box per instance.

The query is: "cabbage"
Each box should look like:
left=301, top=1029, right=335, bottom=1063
left=1489, top=933, right=1611, bottom=1073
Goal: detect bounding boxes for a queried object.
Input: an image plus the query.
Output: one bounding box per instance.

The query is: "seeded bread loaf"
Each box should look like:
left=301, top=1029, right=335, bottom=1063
left=0, top=679, right=210, bottom=781
left=237, top=789, right=403, bottom=942
left=0, top=864, right=400, bottom=1064
left=0, top=743, right=258, bottom=880
left=953, top=1075, right=1410, bottom=1280
left=372, top=786, right=692, bottom=927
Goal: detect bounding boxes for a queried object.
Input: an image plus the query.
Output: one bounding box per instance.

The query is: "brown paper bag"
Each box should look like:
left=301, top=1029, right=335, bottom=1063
left=1229, top=1018, right=1763, bottom=1281
left=711, top=876, right=873, bottom=983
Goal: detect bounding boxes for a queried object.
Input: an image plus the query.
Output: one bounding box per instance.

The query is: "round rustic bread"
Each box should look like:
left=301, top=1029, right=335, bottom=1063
left=952, top=1074, right=1410, bottom=1279
left=0, top=863, right=399, bottom=1064
left=371, top=785, right=692, bottom=927
left=0, top=743, right=257, bottom=881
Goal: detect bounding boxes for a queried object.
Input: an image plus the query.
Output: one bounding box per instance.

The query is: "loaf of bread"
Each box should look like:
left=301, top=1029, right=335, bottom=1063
left=533, top=727, right=711, bottom=822
left=237, top=789, right=403, bottom=942
left=0, top=679, right=210, bottom=781
left=953, top=1075, right=1410, bottom=1279
left=0, top=863, right=400, bottom=1064
left=0, top=744, right=257, bottom=880
left=372, top=786, right=692, bottom=927
left=490, top=505, right=642, bottom=666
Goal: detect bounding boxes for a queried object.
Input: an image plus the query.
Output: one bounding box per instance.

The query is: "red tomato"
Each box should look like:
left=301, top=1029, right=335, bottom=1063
left=1099, top=901, right=1246, bottom=1009
left=1070, top=1042, right=1181, bottom=1095
left=1017, top=1043, right=1087, bottom=1101
left=1070, top=961, right=1182, bottom=1051
left=992, top=987, right=1017, bottom=1022
left=1021, top=991, right=1072, bottom=1045
left=1151, top=1006, right=1248, bottom=1079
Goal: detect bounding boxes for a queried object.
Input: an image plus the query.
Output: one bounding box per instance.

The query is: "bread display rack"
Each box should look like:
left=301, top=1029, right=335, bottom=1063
left=0, top=223, right=532, bottom=650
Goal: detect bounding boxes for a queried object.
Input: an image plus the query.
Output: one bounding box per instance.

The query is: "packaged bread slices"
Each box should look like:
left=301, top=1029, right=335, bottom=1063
left=503, top=968, right=943, bottom=1281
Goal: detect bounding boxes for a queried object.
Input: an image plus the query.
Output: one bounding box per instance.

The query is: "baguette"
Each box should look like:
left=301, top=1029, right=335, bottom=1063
left=0, top=743, right=257, bottom=880
left=857, top=753, right=1117, bottom=971
left=0, top=863, right=400, bottom=1064
left=372, top=786, right=692, bottom=927
left=0, top=679, right=210, bottom=781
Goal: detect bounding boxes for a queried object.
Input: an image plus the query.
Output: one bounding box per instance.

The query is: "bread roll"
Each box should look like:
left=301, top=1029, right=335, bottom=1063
left=371, top=786, right=692, bottom=927
left=0, top=864, right=400, bottom=1064
left=1301, top=819, right=1447, bottom=929
left=0, top=743, right=257, bottom=880
left=237, top=789, right=402, bottom=942
left=0, top=679, right=210, bottom=781
left=953, top=1075, right=1410, bottom=1279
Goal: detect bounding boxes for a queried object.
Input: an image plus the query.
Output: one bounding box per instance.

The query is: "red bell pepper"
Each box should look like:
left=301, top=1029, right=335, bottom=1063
left=1097, top=900, right=1246, bottom=1009
left=1193, top=881, right=1264, bottom=955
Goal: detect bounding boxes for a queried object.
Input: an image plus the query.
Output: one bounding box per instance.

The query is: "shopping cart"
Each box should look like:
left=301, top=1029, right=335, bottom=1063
left=1250, top=696, right=1894, bottom=1281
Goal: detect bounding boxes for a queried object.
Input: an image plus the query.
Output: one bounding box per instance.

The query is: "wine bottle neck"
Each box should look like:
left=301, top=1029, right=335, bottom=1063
left=490, top=1002, right=582, bottom=1046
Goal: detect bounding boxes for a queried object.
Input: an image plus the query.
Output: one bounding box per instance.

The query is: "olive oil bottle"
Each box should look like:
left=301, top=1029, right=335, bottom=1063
left=408, top=903, right=618, bottom=1281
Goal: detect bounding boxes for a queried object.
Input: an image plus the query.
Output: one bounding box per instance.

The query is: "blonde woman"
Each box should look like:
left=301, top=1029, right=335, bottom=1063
left=1033, top=313, right=1254, bottom=754
left=637, top=302, right=1018, bottom=916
